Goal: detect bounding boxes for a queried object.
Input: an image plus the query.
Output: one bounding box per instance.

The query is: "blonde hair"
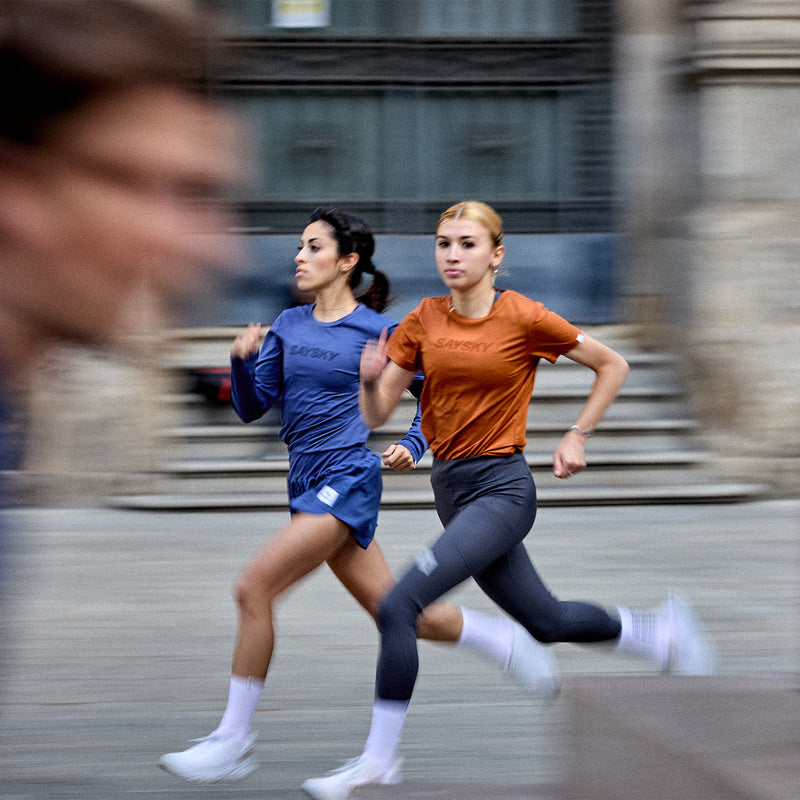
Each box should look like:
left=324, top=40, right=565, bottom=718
left=436, top=200, right=504, bottom=246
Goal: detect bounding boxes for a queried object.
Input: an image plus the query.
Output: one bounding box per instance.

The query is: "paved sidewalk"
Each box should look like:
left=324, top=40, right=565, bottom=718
left=1, top=501, right=797, bottom=798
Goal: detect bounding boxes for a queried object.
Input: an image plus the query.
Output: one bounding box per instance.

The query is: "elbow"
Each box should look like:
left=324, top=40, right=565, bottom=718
left=231, top=394, right=264, bottom=424
left=610, top=355, right=630, bottom=392
left=596, top=352, right=629, bottom=392
left=618, top=354, right=631, bottom=383
left=359, top=395, right=388, bottom=430
left=233, top=405, right=257, bottom=423
left=360, top=407, right=387, bottom=431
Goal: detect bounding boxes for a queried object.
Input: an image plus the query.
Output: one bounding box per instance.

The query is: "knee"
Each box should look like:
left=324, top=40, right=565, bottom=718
left=523, top=601, right=596, bottom=644
left=520, top=608, right=564, bottom=644
left=377, top=590, right=418, bottom=635
left=234, top=565, right=273, bottom=619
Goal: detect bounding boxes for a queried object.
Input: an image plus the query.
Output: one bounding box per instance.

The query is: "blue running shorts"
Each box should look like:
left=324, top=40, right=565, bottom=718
left=288, top=449, right=383, bottom=549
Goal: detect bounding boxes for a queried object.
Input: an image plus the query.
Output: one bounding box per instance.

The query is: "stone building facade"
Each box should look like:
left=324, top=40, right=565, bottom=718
left=19, top=0, right=799, bottom=501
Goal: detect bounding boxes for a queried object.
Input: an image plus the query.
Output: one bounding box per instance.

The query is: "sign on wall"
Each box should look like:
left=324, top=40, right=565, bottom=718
left=272, top=0, right=330, bottom=28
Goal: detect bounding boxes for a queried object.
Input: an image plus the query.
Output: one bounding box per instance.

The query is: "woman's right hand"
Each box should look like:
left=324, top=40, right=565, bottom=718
left=360, top=327, right=388, bottom=387
left=231, top=322, right=261, bottom=360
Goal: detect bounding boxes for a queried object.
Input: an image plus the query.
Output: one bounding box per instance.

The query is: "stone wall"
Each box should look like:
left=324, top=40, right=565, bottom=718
left=19, top=338, right=170, bottom=507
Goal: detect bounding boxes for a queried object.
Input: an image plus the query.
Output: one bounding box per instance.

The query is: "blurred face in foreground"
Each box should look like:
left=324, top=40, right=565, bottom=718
left=0, top=84, right=243, bottom=350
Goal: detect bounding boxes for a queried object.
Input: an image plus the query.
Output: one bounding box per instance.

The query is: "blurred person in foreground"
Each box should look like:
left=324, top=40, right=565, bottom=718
left=0, top=0, right=243, bottom=657
left=0, top=0, right=243, bottom=494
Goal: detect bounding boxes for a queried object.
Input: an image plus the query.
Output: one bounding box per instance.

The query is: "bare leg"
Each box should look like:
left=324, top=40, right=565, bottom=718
left=326, top=537, right=463, bottom=643
left=231, top=512, right=351, bottom=679
left=157, top=512, right=352, bottom=782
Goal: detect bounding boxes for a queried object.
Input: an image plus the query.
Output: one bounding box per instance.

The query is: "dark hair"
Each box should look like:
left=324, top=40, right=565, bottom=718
left=0, top=0, right=219, bottom=146
left=309, top=207, right=392, bottom=312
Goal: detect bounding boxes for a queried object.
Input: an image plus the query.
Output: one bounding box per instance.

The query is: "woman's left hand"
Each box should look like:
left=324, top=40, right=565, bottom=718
left=552, top=433, right=587, bottom=479
left=382, top=444, right=415, bottom=472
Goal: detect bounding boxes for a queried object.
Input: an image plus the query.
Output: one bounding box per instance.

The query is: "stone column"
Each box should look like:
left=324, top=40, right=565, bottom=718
left=613, top=0, right=699, bottom=349
left=21, top=295, right=173, bottom=507
left=682, top=0, right=800, bottom=491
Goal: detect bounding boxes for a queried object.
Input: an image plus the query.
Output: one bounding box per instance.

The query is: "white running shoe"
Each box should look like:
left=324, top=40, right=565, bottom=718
left=666, top=591, right=720, bottom=675
left=301, top=755, right=402, bottom=800
left=506, top=622, right=560, bottom=698
left=158, top=732, right=258, bottom=783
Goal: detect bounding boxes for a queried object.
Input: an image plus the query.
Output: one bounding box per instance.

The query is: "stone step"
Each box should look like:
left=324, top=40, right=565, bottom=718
left=162, top=400, right=694, bottom=434
left=131, top=473, right=711, bottom=500
left=110, top=480, right=765, bottom=511
left=158, top=419, right=700, bottom=459
left=115, top=327, right=759, bottom=509
left=159, top=449, right=708, bottom=476
left=168, top=380, right=685, bottom=408
left=109, top=450, right=766, bottom=510
left=162, top=417, right=698, bottom=441
left=160, top=380, right=692, bottom=439
left=143, top=452, right=709, bottom=496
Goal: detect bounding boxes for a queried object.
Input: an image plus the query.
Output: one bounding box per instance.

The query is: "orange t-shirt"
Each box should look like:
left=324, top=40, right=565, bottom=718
left=387, top=290, right=582, bottom=460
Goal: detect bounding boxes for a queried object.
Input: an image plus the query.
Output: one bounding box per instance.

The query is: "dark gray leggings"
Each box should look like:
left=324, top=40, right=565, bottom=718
left=376, top=452, right=622, bottom=702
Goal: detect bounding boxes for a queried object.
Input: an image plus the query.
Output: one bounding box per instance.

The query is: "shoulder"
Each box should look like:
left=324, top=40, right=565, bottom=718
left=497, top=289, right=547, bottom=319
left=356, top=303, right=398, bottom=327
left=263, top=305, right=313, bottom=345
left=419, top=295, right=449, bottom=312
left=352, top=303, right=400, bottom=335
left=496, top=290, right=580, bottom=352
left=496, top=290, right=578, bottom=331
left=404, top=295, right=449, bottom=324
left=272, top=304, right=311, bottom=328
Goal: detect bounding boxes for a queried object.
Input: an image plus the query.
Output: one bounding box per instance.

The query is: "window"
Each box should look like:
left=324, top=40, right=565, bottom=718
left=195, top=1, right=618, bottom=324
left=209, top=0, right=613, bottom=234
left=205, top=1, right=576, bottom=37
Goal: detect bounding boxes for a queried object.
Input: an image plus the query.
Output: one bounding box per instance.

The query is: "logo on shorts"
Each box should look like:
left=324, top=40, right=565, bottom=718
left=414, top=548, right=438, bottom=576
left=317, top=485, right=339, bottom=507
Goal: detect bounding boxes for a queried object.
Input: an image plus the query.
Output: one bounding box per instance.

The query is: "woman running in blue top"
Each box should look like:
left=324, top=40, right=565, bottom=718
left=158, top=208, right=558, bottom=785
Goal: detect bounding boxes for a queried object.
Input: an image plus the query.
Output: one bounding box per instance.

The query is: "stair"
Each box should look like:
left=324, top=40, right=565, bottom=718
left=110, top=327, right=764, bottom=510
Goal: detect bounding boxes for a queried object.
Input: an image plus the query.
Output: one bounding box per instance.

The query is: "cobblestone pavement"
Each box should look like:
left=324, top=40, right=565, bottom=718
left=1, top=500, right=797, bottom=798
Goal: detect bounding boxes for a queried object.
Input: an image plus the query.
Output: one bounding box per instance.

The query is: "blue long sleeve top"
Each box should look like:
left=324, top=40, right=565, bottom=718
left=230, top=303, right=427, bottom=464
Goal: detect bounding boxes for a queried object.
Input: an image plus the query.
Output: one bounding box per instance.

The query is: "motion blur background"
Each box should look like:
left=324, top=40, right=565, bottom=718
left=14, top=0, right=799, bottom=503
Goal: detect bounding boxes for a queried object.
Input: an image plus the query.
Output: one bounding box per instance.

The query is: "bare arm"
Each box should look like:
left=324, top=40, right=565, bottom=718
left=552, top=334, right=629, bottom=479
left=359, top=328, right=416, bottom=430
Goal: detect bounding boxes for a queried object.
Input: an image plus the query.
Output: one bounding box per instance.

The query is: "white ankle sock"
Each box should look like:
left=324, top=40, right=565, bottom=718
left=362, top=698, right=409, bottom=773
left=616, top=606, right=670, bottom=667
left=457, top=606, right=515, bottom=669
left=213, top=674, right=264, bottom=745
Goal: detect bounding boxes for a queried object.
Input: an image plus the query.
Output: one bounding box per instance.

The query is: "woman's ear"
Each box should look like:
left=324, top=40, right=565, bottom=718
left=339, top=252, right=359, bottom=273
left=491, top=244, right=506, bottom=269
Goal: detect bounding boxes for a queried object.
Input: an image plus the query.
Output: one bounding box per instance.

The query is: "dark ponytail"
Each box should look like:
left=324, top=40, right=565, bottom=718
left=308, top=207, right=392, bottom=312
left=357, top=268, right=390, bottom=313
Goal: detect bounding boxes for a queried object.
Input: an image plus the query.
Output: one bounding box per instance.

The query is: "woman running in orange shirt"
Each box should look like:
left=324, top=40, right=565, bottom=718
left=302, top=200, right=718, bottom=799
